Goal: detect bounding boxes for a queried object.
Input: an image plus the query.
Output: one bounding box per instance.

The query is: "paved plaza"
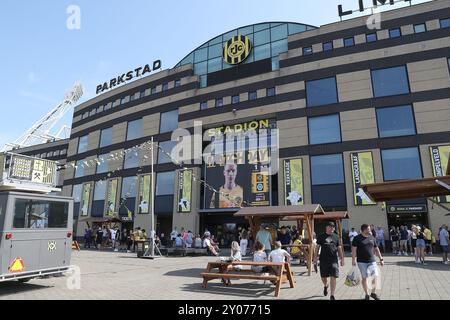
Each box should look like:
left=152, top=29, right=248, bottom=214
left=0, top=250, right=449, bottom=300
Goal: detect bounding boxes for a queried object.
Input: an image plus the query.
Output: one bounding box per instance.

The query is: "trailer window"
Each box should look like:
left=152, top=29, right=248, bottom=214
left=13, top=199, right=69, bottom=229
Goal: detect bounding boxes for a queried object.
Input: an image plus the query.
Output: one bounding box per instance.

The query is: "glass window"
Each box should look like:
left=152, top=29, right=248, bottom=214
left=126, top=119, right=142, bottom=141
left=123, top=149, right=141, bottom=169
left=151, top=86, right=157, bottom=94
left=344, top=37, right=355, bottom=47
left=440, top=18, right=450, bottom=28
left=122, top=95, right=130, bottom=103
left=121, top=176, right=138, bottom=198
left=104, top=102, right=112, bottom=111
left=323, top=41, right=333, bottom=51
left=140, top=90, right=146, bottom=98
left=254, top=44, right=271, bottom=60
left=271, top=24, right=288, bottom=42
left=174, top=79, right=181, bottom=87
left=97, top=105, right=104, bottom=113
left=267, top=87, right=276, bottom=97
left=414, top=23, right=426, bottom=33
left=271, top=57, right=279, bottom=71
left=215, top=98, right=223, bottom=108
left=194, top=47, right=208, bottom=63
left=89, top=109, right=96, bottom=116
left=303, top=46, right=313, bottom=56
left=271, top=39, right=288, bottom=57
left=200, top=102, right=208, bottom=110
left=74, top=160, right=84, bottom=178
left=99, top=127, right=112, bottom=148
left=93, top=181, right=107, bottom=201
left=208, top=43, right=223, bottom=59
left=389, top=28, right=401, bottom=38
left=72, top=184, right=82, bottom=203
left=82, top=112, right=88, bottom=119
left=381, top=147, right=422, bottom=181
left=306, top=77, right=338, bottom=107
left=162, top=83, right=169, bottom=91
left=158, top=141, right=177, bottom=164
left=254, top=29, right=271, bottom=46
left=180, top=53, right=194, bottom=65
left=13, top=199, right=68, bottom=229
left=371, top=66, right=409, bottom=97
left=199, top=75, right=208, bottom=88
left=366, top=33, right=377, bottom=43
left=376, top=105, right=416, bottom=138
left=61, top=149, right=67, bottom=155
left=254, top=23, right=270, bottom=32
left=288, top=23, right=307, bottom=35
left=248, top=91, right=257, bottom=100
left=96, top=154, right=109, bottom=174
left=208, top=57, right=222, bottom=73
left=311, top=154, right=345, bottom=185
left=232, top=95, right=240, bottom=104
left=308, top=114, right=341, bottom=145
left=78, top=135, right=88, bottom=153
left=156, top=171, right=175, bottom=196
left=239, top=25, right=254, bottom=35
left=160, top=109, right=178, bottom=133
left=194, top=61, right=208, bottom=75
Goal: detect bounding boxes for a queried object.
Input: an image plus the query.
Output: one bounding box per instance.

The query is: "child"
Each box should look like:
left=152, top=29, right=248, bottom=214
left=269, top=241, right=291, bottom=263
left=230, top=241, right=242, bottom=270
left=252, top=241, right=270, bottom=273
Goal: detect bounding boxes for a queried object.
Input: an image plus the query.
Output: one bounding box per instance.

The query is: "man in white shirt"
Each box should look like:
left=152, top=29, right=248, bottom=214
left=269, top=241, right=291, bottom=263
left=439, top=225, right=450, bottom=265
left=110, top=227, right=118, bottom=252
left=170, top=227, right=178, bottom=247
left=349, top=228, right=358, bottom=244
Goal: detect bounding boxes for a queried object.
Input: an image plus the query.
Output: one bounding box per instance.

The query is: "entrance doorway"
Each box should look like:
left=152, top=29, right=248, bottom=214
left=387, top=212, right=428, bottom=228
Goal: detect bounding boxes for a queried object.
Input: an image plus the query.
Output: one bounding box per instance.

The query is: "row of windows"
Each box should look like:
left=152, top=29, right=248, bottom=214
left=199, top=87, right=276, bottom=110
left=308, top=104, right=416, bottom=145
left=77, top=110, right=179, bottom=153
left=28, top=148, right=68, bottom=159
left=302, top=18, right=450, bottom=56
left=79, top=79, right=182, bottom=121
left=305, top=65, right=410, bottom=107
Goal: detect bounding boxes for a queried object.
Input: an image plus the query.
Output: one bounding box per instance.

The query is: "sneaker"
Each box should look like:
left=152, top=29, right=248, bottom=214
left=404, top=252, right=408, bottom=256
left=330, top=295, right=336, bottom=300
left=323, top=285, right=329, bottom=297
left=415, top=260, right=420, bottom=264
left=365, top=295, right=370, bottom=300
left=370, top=293, right=381, bottom=300
left=397, top=252, right=402, bottom=256
left=444, top=261, right=449, bottom=265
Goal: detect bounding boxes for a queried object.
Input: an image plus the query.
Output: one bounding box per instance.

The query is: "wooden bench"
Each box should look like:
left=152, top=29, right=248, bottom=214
left=201, top=272, right=278, bottom=285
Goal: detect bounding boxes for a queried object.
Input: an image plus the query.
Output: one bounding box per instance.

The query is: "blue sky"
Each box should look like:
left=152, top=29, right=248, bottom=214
left=0, top=0, right=430, bottom=149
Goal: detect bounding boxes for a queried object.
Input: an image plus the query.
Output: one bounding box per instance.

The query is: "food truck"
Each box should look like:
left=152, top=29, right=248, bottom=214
left=0, top=152, right=73, bottom=283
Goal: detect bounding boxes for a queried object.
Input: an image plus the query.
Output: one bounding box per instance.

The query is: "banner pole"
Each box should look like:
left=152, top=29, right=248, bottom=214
left=151, top=136, right=155, bottom=256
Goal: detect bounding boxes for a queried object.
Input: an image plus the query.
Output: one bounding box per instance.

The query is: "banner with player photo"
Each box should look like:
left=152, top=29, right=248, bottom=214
left=137, top=175, right=151, bottom=214
left=177, top=169, right=192, bottom=213
left=430, top=145, right=450, bottom=203
left=203, top=119, right=275, bottom=209
left=81, top=182, right=92, bottom=216
left=283, top=158, right=304, bottom=206
left=105, top=178, right=119, bottom=216
left=350, top=152, right=376, bottom=206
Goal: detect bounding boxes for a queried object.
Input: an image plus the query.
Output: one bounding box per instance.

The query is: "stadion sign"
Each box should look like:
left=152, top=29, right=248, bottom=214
left=96, top=60, right=162, bottom=95
left=338, top=0, right=413, bottom=18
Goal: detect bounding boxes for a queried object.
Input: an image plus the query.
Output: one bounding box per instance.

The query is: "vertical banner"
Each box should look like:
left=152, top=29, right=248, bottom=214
left=177, top=169, right=192, bottom=213
left=430, top=145, right=450, bottom=203
left=81, top=182, right=92, bottom=216
left=283, top=158, right=304, bottom=205
left=138, top=175, right=151, bottom=214
left=0, top=153, right=4, bottom=180
left=106, top=178, right=118, bottom=216
left=350, top=152, right=376, bottom=206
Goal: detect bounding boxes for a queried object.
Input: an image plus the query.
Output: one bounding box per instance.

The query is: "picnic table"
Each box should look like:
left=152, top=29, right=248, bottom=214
left=282, top=244, right=313, bottom=271
left=201, top=260, right=295, bottom=297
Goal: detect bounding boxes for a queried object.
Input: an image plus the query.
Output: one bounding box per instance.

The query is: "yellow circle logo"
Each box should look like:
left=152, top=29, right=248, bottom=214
left=223, top=35, right=252, bottom=65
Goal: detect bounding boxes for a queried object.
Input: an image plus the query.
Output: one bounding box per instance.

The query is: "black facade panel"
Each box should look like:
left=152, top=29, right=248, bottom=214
left=91, top=201, right=104, bottom=217
left=311, top=184, right=347, bottom=209
left=155, top=195, right=174, bottom=215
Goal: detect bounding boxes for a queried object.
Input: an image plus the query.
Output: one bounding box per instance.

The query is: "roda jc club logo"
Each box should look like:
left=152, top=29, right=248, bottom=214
left=223, top=35, right=252, bottom=65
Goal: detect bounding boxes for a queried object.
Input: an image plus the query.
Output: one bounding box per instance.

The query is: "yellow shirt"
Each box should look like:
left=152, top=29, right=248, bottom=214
left=291, top=239, right=303, bottom=255
left=210, top=185, right=244, bottom=208
left=423, top=228, right=432, bottom=241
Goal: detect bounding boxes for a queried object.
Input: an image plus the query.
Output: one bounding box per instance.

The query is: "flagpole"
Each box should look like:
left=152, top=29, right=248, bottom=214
left=151, top=136, right=155, bottom=256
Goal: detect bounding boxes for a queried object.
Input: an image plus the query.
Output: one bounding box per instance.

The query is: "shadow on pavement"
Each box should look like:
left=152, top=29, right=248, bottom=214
left=181, top=281, right=278, bottom=298
left=0, top=281, right=52, bottom=296
left=393, top=260, right=450, bottom=271
left=164, top=268, right=205, bottom=278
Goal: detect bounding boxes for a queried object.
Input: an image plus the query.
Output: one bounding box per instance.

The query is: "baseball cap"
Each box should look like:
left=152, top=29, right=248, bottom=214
left=326, top=221, right=336, bottom=228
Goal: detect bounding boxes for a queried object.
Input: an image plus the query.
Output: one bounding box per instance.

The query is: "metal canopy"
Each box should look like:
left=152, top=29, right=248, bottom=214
left=362, top=176, right=450, bottom=202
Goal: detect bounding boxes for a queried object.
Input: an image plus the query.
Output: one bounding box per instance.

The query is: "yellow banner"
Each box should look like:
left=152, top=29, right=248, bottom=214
left=81, top=183, right=92, bottom=216
left=177, top=170, right=192, bottom=213
left=284, top=158, right=304, bottom=206
left=138, top=175, right=151, bottom=214
left=350, top=152, right=376, bottom=206
left=430, top=145, right=450, bottom=203
left=106, top=179, right=118, bottom=216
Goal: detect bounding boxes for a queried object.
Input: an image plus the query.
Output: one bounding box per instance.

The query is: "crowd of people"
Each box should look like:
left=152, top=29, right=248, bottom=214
left=83, top=225, right=150, bottom=252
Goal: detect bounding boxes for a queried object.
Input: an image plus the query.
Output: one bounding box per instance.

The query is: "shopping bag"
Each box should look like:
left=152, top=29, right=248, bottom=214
left=344, top=267, right=361, bottom=287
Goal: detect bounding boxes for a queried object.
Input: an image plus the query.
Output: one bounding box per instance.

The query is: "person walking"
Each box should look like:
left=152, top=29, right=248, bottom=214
left=411, top=225, right=418, bottom=262
left=84, top=227, right=92, bottom=249
left=110, top=227, right=119, bottom=252
left=239, top=229, right=248, bottom=256
left=256, top=224, right=273, bottom=256
left=439, top=225, right=450, bottom=265
left=313, top=222, right=344, bottom=301
left=389, top=226, right=399, bottom=255
left=352, top=224, right=384, bottom=300
left=399, top=225, right=408, bottom=256
left=415, top=226, right=426, bottom=265
left=96, top=227, right=103, bottom=250
left=375, top=226, right=385, bottom=253
left=423, top=226, right=433, bottom=256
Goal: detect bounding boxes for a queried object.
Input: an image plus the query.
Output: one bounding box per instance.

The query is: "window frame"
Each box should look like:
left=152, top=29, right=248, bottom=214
left=302, top=46, right=313, bottom=56
left=375, top=104, right=417, bottom=138
left=413, top=23, right=427, bottom=34
left=248, top=91, right=257, bottom=101
left=77, top=135, right=89, bottom=154
left=440, top=18, right=450, bottom=29
left=310, top=153, right=346, bottom=186
left=305, top=76, right=339, bottom=108
left=366, top=32, right=377, bottom=43
left=215, top=98, right=223, bottom=108
left=231, top=95, right=240, bottom=105
left=381, top=147, right=423, bottom=182
left=99, top=127, right=113, bottom=148
left=126, top=119, right=143, bottom=141
left=308, top=114, right=342, bottom=145
left=343, top=37, right=355, bottom=47
left=159, top=109, right=179, bottom=134
left=371, top=65, right=410, bottom=98
left=322, top=41, right=333, bottom=52
left=389, top=28, right=402, bottom=38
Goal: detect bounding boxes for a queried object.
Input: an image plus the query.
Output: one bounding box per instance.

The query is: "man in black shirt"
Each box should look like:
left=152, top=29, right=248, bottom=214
left=313, top=222, right=344, bottom=300
left=352, top=224, right=384, bottom=300
left=277, top=226, right=292, bottom=246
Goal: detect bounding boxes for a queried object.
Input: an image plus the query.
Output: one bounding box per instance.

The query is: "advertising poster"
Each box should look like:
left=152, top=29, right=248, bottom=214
left=350, top=152, right=376, bottom=206
left=204, top=119, right=275, bottom=209
left=177, top=170, right=192, bottom=213
left=138, top=175, right=151, bottom=214
left=283, top=158, right=304, bottom=206
left=106, top=179, right=118, bottom=216
left=430, top=145, right=450, bottom=203
left=81, top=182, right=92, bottom=216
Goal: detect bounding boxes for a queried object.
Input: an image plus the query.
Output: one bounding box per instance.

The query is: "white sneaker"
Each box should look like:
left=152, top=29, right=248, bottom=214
left=444, top=261, right=450, bottom=265
left=397, top=252, right=402, bottom=256
left=404, top=253, right=408, bottom=256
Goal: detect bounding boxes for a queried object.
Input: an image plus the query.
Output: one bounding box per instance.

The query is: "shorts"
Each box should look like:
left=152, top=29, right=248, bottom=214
left=357, top=262, right=379, bottom=279
left=391, top=240, right=399, bottom=248
left=441, top=245, right=450, bottom=253
left=411, top=239, right=417, bottom=248
left=416, top=239, right=426, bottom=248
left=425, top=240, right=432, bottom=245
left=400, top=240, right=407, bottom=247
left=319, top=261, right=339, bottom=278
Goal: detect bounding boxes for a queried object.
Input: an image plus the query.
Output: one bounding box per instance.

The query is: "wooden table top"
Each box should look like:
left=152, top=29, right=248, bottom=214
left=209, top=260, right=288, bottom=267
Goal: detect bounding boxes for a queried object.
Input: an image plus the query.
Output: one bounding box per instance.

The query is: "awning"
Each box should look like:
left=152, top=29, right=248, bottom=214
left=362, top=176, right=450, bottom=202
left=233, top=205, right=325, bottom=218
left=281, top=211, right=349, bottom=222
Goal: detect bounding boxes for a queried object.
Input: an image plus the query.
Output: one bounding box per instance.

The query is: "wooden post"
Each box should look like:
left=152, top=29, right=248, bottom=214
left=305, top=215, right=313, bottom=276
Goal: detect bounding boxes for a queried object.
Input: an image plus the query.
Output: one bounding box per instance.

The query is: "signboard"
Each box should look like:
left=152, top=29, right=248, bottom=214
left=106, top=179, right=119, bottom=216
left=387, top=205, right=427, bottom=214
left=350, top=152, right=376, bottom=206
left=81, top=183, right=92, bottom=217
left=177, top=170, right=193, bottom=213
left=338, top=0, right=413, bottom=18
left=430, top=145, right=450, bottom=203
left=138, top=175, right=151, bottom=214
left=204, top=119, right=275, bottom=209
left=283, top=158, right=304, bottom=206
left=8, top=154, right=57, bottom=186
left=223, top=35, right=252, bottom=65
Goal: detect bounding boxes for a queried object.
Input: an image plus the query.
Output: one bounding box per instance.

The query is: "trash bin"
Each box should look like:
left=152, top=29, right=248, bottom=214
left=136, top=241, right=150, bottom=258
